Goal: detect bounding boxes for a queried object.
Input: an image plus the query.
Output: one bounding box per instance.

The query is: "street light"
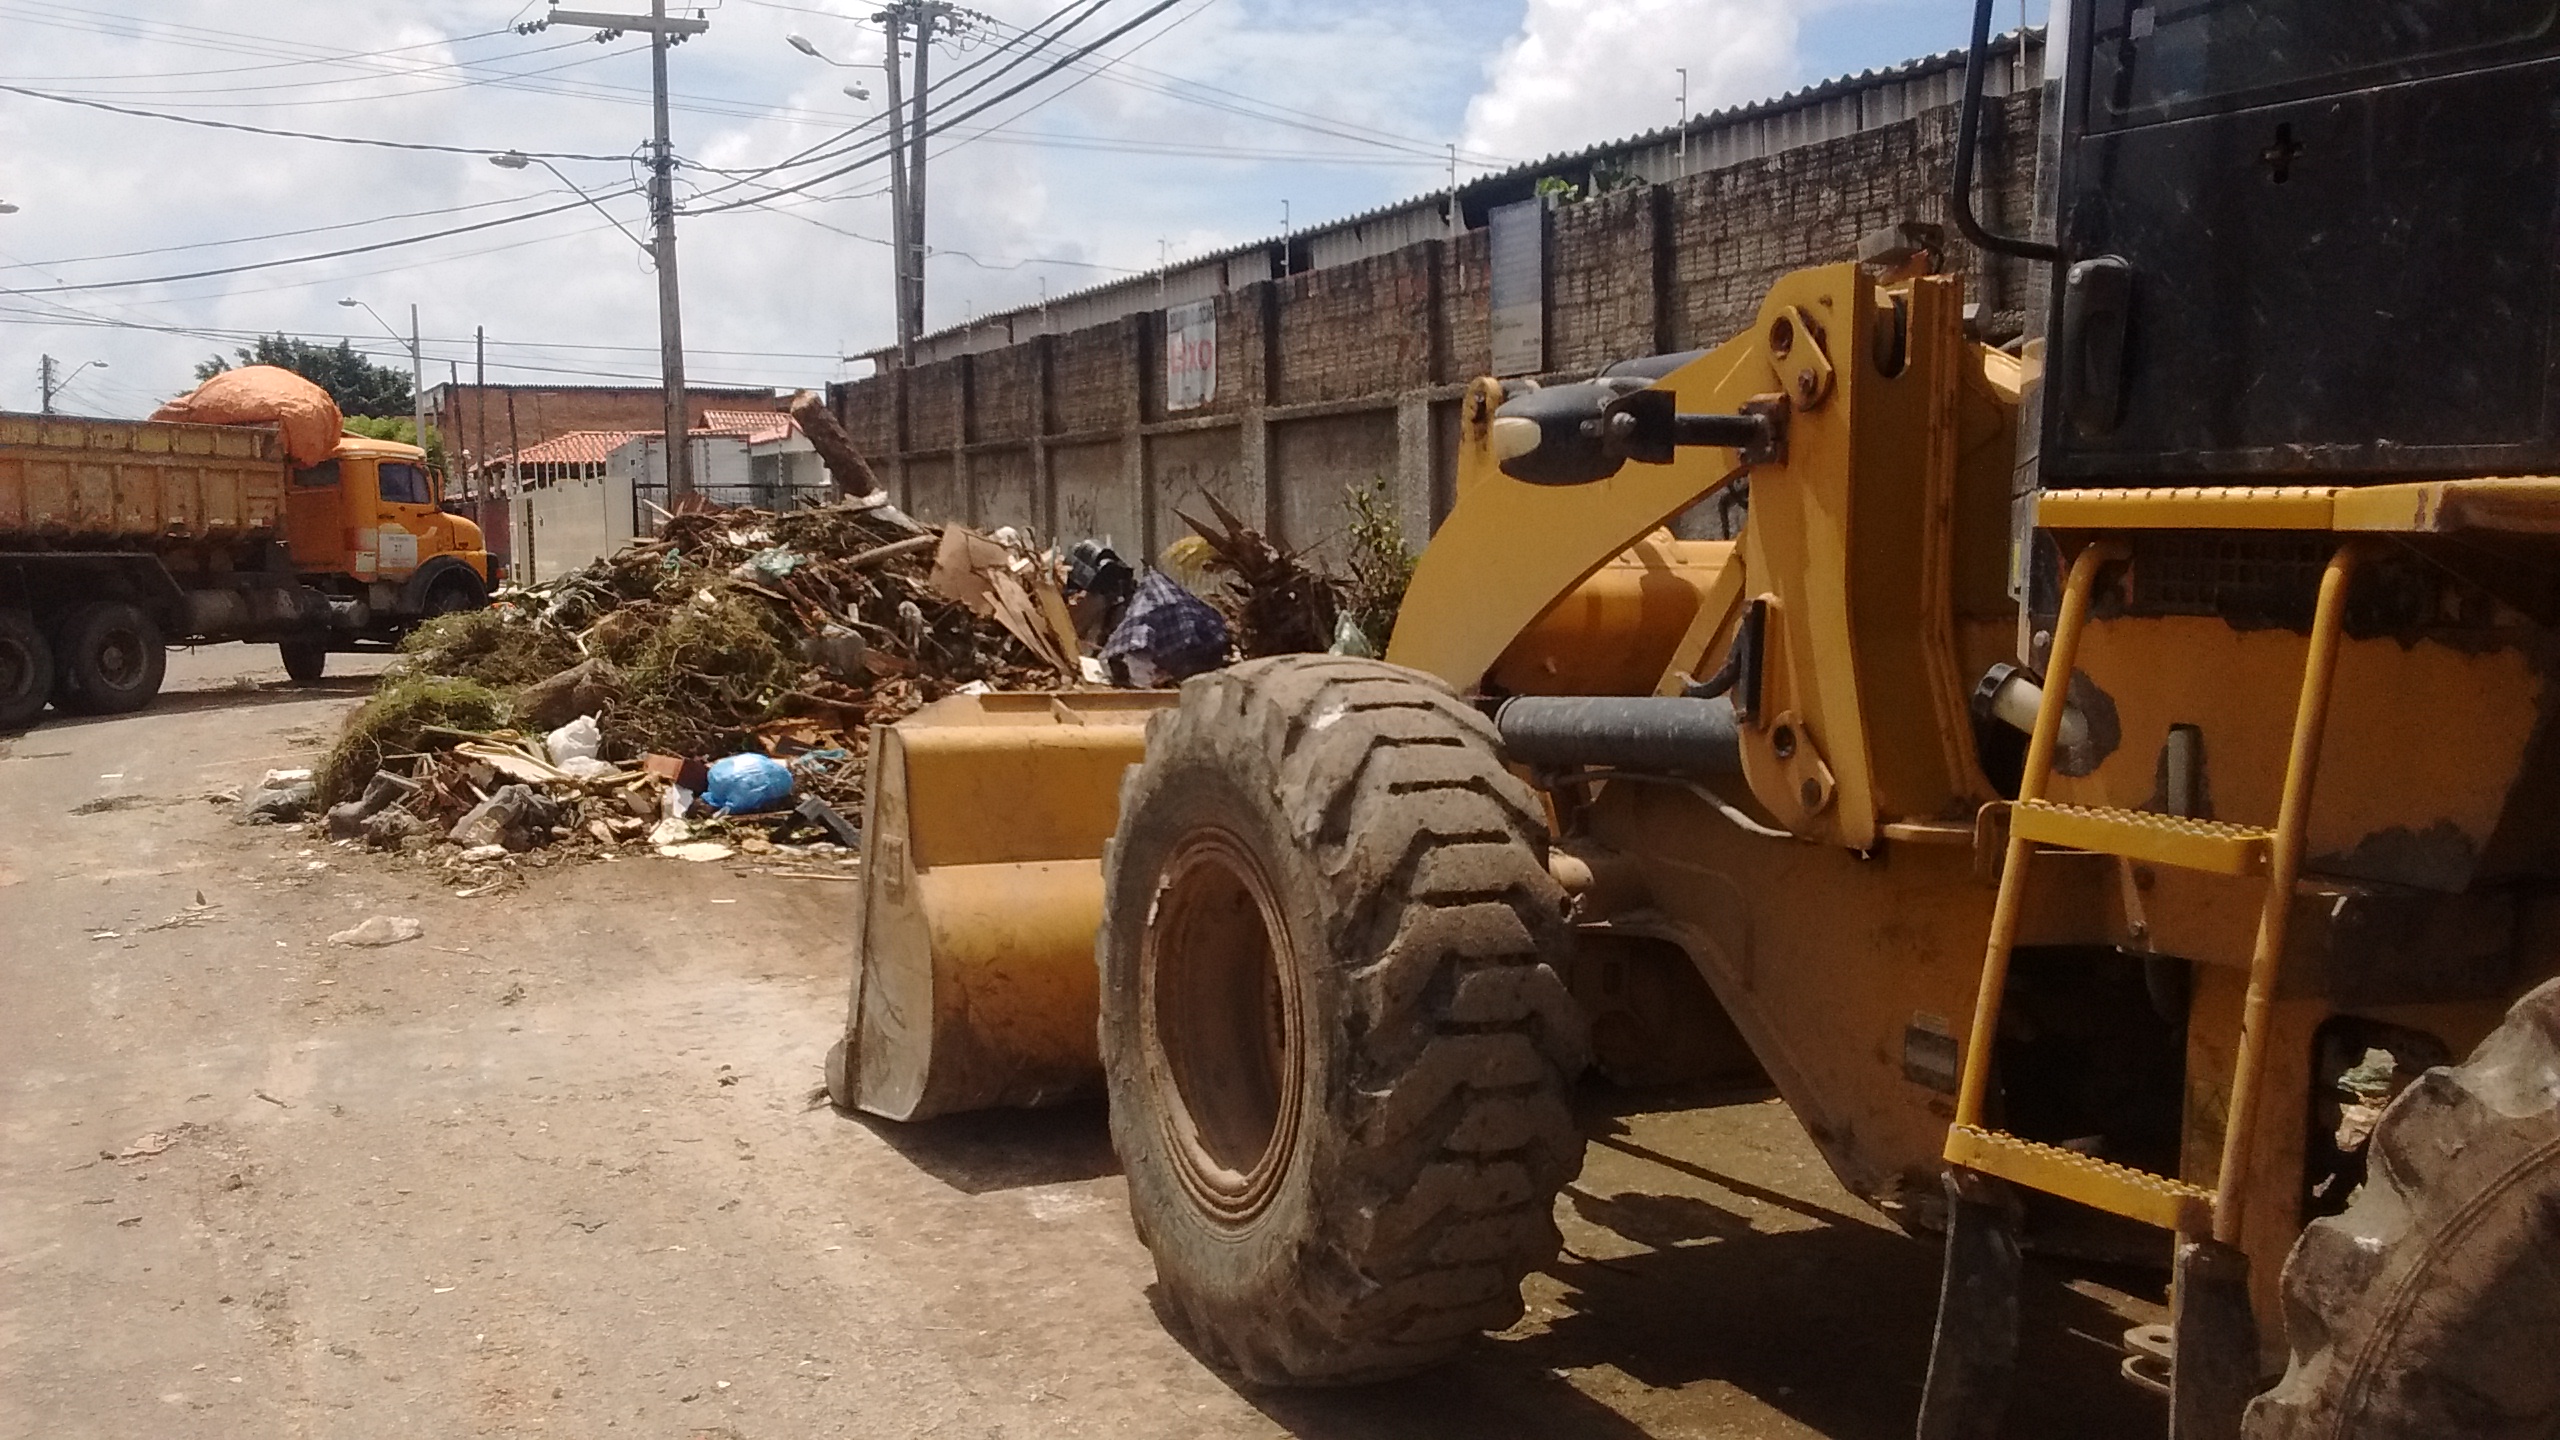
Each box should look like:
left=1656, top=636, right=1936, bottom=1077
left=786, top=33, right=876, bottom=96
left=488, top=150, right=651, bottom=255
left=340, top=296, right=426, bottom=460
left=0, top=201, right=19, bottom=215
left=38, top=356, right=108, bottom=414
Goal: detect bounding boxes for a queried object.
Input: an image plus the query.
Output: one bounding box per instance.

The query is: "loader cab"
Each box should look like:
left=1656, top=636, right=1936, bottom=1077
left=285, top=436, right=487, bottom=585
left=2033, top=0, right=2560, bottom=485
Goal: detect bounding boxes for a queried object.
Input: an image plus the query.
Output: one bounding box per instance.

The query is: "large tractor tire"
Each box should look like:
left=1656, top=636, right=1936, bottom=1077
left=52, top=600, right=166, bottom=715
left=1099, top=656, right=1588, bottom=1386
left=0, top=609, right=53, bottom=730
left=2246, top=977, right=2560, bottom=1439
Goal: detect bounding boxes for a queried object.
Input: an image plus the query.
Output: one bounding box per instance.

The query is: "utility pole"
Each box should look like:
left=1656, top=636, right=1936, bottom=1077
left=1677, top=67, right=1690, bottom=176
left=877, top=6, right=914, bottom=366
left=541, top=3, right=708, bottom=501
left=906, top=2, right=952, bottom=346
left=411, top=303, right=428, bottom=463
left=475, top=326, right=488, bottom=505
left=40, top=354, right=107, bottom=416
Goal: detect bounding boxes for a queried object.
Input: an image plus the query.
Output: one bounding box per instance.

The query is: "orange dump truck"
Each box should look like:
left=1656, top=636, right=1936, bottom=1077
left=0, top=410, right=491, bottom=727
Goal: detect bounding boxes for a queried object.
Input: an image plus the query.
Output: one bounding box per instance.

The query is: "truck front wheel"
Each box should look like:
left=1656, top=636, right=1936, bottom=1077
left=1099, top=657, right=1587, bottom=1385
left=279, top=638, right=327, bottom=684
left=0, top=610, right=52, bottom=729
left=54, top=601, right=166, bottom=715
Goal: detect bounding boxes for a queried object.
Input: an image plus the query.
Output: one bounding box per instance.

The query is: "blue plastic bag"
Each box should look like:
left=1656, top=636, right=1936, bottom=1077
left=704, top=753, right=794, bottom=814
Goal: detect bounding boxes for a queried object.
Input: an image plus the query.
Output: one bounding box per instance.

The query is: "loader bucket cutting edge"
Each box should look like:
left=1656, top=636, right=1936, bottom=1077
left=843, top=688, right=1177, bottom=1121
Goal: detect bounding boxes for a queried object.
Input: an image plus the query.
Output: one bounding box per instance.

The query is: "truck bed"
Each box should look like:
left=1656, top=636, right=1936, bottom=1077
left=0, top=411, right=286, bottom=547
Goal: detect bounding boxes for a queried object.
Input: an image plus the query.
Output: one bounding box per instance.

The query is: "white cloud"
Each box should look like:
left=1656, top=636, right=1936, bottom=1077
left=1460, top=0, right=1801, bottom=163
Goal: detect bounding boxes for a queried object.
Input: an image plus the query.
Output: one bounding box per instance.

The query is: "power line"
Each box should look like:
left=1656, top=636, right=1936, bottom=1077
left=0, top=26, right=515, bottom=82
left=964, top=6, right=1517, bottom=169
left=0, top=199, right=598, bottom=296
left=671, top=0, right=1100, bottom=208
left=684, top=0, right=1190, bottom=217
left=0, top=3, right=870, bottom=130
left=0, top=82, right=631, bottom=160
left=0, top=194, right=585, bottom=272
left=4, top=35, right=595, bottom=98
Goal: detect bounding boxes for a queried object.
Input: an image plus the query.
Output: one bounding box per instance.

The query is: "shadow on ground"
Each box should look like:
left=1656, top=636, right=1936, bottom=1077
left=11, top=675, right=380, bottom=738
left=839, top=1096, right=1121, bottom=1195
left=849, top=1077, right=2168, bottom=1438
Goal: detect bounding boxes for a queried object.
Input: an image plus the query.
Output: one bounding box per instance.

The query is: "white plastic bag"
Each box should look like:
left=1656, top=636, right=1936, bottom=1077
left=546, top=714, right=603, bottom=767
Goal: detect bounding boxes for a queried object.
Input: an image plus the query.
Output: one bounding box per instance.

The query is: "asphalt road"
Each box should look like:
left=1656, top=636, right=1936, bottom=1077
left=0, top=643, right=2167, bottom=1439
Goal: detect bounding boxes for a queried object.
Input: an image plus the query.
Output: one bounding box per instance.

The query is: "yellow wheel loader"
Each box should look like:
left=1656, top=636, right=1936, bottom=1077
left=829, top=4, right=2560, bottom=1434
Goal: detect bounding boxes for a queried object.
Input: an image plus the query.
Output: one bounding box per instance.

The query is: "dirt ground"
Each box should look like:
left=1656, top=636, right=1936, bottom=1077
left=1, top=644, right=2169, bottom=1440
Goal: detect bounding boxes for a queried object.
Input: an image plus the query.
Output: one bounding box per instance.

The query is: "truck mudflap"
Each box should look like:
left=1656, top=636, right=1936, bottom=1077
left=836, top=688, right=1176, bottom=1121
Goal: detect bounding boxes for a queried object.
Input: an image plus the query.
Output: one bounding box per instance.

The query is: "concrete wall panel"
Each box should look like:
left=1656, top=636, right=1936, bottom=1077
left=904, top=454, right=960, bottom=524
left=1270, top=409, right=1397, bottom=566
left=1052, top=440, right=1139, bottom=553
left=1144, top=425, right=1248, bottom=557
left=970, top=446, right=1039, bottom=529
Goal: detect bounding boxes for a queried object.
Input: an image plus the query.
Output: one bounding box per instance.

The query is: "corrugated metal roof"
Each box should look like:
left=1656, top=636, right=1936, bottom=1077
left=880, top=28, right=2043, bottom=367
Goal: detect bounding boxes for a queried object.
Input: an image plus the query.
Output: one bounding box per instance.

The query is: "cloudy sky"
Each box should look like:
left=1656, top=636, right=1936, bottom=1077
left=0, top=0, right=2041, bottom=424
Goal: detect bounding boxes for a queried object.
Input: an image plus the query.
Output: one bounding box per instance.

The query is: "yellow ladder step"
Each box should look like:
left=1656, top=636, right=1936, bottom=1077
left=1943, top=1125, right=2214, bottom=1234
left=2009, top=800, right=2272, bottom=876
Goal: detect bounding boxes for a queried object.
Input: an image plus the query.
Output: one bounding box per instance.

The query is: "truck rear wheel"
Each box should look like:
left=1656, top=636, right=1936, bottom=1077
left=279, top=638, right=327, bottom=684
left=1099, top=656, right=1587, bottom=1385
left=2246, top=977, right=2560, bottom=1439
left=54, top=601, right=166, bottom=715
left=0, top=610, right=52, bottom=730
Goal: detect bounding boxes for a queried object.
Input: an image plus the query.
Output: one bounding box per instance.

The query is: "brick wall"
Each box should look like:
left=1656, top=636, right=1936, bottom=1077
left=1051, top=322, right=1132, bottom=437
left=829, top=88, right=2041, bottom=553
left=1272, top=248, right=1434, bottom=406
left=971, top=345, right=1042, bottom=444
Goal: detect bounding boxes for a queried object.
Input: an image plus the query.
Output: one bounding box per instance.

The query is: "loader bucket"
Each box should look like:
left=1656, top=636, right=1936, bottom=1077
left=837, top=688, right=1177, bottom=1121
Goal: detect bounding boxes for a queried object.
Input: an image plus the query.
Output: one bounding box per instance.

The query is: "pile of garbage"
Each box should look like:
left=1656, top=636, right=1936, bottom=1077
left=291, top=489, right=1349, bottom=877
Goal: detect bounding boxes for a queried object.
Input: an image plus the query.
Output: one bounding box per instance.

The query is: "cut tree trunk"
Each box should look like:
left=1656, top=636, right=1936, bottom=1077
left=789, top=389, right=883, bottom=499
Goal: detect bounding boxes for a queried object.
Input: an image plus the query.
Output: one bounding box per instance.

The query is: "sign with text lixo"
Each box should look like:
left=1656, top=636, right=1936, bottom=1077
left=1165, top=299, right=1217, bottom=411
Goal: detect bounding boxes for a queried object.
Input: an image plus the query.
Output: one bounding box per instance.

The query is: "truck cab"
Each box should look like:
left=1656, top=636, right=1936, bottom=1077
left=287, top=435, right=491, bottom=622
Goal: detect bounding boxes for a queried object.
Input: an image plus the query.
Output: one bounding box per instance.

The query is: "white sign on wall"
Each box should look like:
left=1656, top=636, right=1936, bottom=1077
left=1165, top=299, right=1217, bottom=411
left=1488, top=198, right=1546, bottom=378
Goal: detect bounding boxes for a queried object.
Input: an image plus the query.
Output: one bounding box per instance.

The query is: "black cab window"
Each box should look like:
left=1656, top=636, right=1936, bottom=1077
left=294, top=460, right=341, bottom=488
left=377, top=462, right=433, bottom=506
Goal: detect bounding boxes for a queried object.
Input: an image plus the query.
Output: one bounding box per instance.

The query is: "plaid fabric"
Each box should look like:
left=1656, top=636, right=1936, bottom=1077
left=1101, top=570, right=1230, bottom=684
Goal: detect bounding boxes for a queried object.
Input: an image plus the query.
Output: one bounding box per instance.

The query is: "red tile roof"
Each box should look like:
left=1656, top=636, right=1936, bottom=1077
left=496, top=429, right=642, bottom=467
left=699, top=409, right=797, bottom=444
left=486, top=414, right=796, bottom=471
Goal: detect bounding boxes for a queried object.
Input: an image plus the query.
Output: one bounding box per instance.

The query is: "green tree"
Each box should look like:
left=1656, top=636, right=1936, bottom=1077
left=340, top=415, right=447, bottom=473
left=195, top=335, right=412, bottom=417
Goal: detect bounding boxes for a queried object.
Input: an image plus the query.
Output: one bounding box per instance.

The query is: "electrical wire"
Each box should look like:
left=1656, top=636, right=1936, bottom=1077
left=964, top=7, right=1516, bottom=169
left=683, top=0, right=1189, bottom=216
left=735, top=196, right=1139, bottom=273
left=0, top=195, right=577, bottom=272
left=0, top=82, right=629, bottom=160
left=10, top=35, right=594, bottom=98
left=671, top=0, right=1104, bottom=207
left=0, top=4, right=837, bottom=129
left=0, top=26, right=514, bottom=82
left=0, top=200, right=598, bottom=296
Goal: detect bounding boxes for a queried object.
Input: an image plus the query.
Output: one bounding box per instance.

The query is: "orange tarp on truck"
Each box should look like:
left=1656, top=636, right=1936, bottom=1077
left=151, top=366, right=344, bottom=468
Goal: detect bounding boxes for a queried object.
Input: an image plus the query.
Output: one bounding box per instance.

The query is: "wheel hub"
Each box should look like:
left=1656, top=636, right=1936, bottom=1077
left=95, top=628, right=143, bottom=687
left=1139, top=829, right=1304, bottom=1226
